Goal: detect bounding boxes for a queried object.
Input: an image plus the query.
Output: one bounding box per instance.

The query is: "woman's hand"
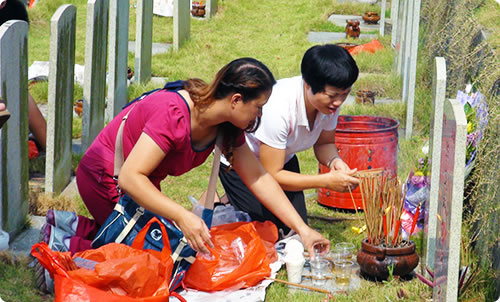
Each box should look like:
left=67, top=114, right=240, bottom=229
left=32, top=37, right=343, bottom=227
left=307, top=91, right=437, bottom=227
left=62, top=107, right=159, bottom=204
left=297, top=226, right=330, bottom=259
left=329, top=158, right=352, bottom=172
left=176, top=210, right=214, bottom=254
left=322, top=169, right=360, bottom=192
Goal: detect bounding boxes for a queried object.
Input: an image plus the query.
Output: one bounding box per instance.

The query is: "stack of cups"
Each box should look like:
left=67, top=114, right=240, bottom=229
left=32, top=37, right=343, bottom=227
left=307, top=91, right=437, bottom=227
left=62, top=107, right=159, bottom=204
left=283, top=239, right=305, bottom=283
left=332, top=242, right=355, bottom=288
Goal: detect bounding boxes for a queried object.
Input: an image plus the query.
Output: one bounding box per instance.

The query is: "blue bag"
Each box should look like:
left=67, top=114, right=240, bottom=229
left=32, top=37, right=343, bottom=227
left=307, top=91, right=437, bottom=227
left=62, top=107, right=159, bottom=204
left=92, top=193, right=213, bottom=291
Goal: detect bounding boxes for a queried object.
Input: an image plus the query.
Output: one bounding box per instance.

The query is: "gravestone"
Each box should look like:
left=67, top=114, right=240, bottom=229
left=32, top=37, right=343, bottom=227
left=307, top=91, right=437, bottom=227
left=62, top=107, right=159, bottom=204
left=174, top=0, right=190, bottom=51
left=135, top=0, right=153, bottom=84
left=390, top=0, right=400, bottom=47
left=394, top=0, right=407, bottom=75
left=205, top=0, right=217, bottom=18
left=425, top=57, right=447, bottom=270
left=106, top=0, right=129, bottom=123
left=0, top=21, right=29, bottom=236
left=82, top=0, right=109, bottom=152
left=404, top=0, right=422, bottom=139
left=45, top=5, right=76, bottom=194
left=379, top=0, right=386, bottom=36
left=431, top=98, right=467, bottom=301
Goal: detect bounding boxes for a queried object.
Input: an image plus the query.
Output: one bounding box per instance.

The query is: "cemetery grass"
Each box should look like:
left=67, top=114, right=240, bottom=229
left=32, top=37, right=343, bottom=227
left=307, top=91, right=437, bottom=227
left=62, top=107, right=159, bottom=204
left=8, top=0, right=489, bottom=300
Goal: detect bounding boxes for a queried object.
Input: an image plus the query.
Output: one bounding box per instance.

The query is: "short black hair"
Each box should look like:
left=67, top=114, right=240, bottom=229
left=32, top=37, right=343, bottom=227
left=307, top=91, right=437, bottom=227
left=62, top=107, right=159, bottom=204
left=0, top=0, right=29, bottom=26
left=301, top=44, right=359, bottom=94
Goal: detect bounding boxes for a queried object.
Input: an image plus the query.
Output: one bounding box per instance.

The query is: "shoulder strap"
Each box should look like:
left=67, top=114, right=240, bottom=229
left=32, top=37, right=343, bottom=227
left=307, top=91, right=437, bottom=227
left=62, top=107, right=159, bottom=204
left=113, top=104, right=223, bottom=204
left=114, top=81, right=186, bottom=178
left=203, top=134, right=223, bottom=210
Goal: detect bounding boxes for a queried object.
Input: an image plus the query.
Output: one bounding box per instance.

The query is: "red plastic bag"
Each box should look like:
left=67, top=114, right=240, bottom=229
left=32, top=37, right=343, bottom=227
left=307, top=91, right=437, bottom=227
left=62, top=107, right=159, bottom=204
left=31, top=217, right=182, bottom=302
left=184, top=221, right=278, bottom=291
left=349, top=39, right=384, bottom=55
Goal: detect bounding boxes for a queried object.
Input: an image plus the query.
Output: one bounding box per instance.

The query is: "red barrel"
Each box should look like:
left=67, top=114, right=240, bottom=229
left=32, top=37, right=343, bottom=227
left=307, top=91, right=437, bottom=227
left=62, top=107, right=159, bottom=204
left=318, top=115, right=399, bottom=210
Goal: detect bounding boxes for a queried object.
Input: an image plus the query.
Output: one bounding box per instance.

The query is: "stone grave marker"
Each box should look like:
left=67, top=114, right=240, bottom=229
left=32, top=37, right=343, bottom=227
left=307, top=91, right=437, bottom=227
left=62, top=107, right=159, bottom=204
left=0, top=20, right=29, bottom=235
left=404, top=0, right=422, bottom=139
left=174, top=0, right=190, bottom=51
left=106, top=0, right=129, bottom=122
left=425, top=57, right=447, bottom=270
left=205, top=0, right=217, bottom=18
left=82, top=0, right=109, bottom=152
left=431, top=98, right=467, bottom=301
left=379, top=0, right=387, bottom=36
left=45, top=5, right=76, bottom=194
left=390, top=0, right=400, bottom=47
left=135, top=0, right=153, bottom=84
left=394, top=0, right=408, bottom=75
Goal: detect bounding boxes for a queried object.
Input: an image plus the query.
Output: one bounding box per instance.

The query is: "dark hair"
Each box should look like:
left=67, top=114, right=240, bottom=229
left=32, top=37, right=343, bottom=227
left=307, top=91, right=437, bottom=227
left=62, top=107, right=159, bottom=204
left=301, top=44, right=359, bottom=94
left=183, top=57, right=276, bottom=165
left=0, top=0, right=29, bottom=26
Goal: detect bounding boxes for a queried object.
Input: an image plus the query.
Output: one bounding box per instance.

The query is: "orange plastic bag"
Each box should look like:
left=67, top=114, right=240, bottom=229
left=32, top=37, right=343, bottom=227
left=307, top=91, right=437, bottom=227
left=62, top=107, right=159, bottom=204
left=349, top=39, right=384, bottom=55
left=31, top=217, right=182, bottom=302
left=184, top=221, right=278, bottom=291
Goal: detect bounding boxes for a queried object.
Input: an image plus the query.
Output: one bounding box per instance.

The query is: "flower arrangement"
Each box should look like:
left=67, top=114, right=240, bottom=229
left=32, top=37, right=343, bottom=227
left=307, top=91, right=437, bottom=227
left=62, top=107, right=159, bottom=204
left=456, top=88, right=489, bottom=168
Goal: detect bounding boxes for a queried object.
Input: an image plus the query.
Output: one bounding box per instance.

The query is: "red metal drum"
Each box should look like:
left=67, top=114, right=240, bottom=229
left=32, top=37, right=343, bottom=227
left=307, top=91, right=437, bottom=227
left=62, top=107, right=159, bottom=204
left=318, top=115, right=399, bottom=210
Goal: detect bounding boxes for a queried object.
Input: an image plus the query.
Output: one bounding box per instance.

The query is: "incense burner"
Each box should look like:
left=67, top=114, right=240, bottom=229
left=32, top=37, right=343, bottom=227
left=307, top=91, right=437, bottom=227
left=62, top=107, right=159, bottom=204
left=357, top=238, right=419, bottom=280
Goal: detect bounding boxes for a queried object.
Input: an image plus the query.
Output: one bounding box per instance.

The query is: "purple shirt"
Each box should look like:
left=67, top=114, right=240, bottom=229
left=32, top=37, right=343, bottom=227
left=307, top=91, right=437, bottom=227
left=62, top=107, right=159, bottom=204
left=81, top=90, right=244, bottom=191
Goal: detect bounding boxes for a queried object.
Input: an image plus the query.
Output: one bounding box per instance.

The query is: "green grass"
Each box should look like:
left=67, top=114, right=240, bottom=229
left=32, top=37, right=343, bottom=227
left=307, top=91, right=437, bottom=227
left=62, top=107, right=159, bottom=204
left=8, top=0, right=494, bottom=301
left=0, top=254, right=52, bottom=302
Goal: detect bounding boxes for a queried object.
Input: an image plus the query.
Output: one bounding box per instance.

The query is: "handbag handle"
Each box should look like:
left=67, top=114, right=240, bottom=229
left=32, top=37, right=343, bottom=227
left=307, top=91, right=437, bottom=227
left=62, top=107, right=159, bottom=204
left=131, top=217, right=172, bottom=258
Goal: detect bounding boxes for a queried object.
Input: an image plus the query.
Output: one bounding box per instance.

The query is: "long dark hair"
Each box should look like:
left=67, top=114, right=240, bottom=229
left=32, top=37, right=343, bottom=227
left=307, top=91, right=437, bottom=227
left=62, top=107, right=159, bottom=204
left=183, top=58, right=276, bottom=165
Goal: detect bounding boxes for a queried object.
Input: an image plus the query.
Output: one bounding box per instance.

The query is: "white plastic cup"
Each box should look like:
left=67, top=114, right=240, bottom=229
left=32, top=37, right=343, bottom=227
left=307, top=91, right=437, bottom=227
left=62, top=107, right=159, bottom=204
left=285, top=258, right=305, bottom=284
left=310, top=258, right=330, bottom=286
left=0, top=229, right=9, bottom=251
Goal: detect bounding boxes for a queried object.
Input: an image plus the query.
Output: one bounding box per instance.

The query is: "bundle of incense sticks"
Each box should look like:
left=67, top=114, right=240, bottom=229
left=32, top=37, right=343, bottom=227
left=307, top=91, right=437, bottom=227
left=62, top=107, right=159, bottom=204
left=357, top=170, right=406, bottom=247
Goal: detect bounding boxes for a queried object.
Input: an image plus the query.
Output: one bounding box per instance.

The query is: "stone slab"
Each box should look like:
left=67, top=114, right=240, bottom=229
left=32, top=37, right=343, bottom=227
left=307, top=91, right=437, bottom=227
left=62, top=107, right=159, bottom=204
left=45, top=5, right=76, bottom=194
left=426, top=57, right=446, bottom=270
left=432, top=98, right=467, bottom=301
left=8, top=215, right=45, bottom=256
left=174, top=0, right=190, bottom=50
left=328, top=14, right=381, bottom=31
left=107, top=0, right=129, bottom=123
left=128, top=40, right=172, bottom=55
left=135, top=0, right=153, bottom=84
left=82, top=0, right=109, bottom=152
left=0, top=20, right=30, bottom=236
left=307, top=32, right=377, bottom=44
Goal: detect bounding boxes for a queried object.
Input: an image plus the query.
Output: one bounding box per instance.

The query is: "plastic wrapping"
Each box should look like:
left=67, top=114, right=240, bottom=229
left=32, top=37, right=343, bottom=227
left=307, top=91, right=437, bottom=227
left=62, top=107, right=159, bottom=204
left=31, top=217, right=178, bottom=301
left=189, top=195, right=251, bottom=226
left=184, top=221, right=278, bottom=291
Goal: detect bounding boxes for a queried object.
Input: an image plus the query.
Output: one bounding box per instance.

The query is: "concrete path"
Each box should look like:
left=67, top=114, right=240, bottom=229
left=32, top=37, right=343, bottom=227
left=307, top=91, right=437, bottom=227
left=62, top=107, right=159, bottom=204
left=128, top=41, right=172, bottom=55
left=308, top=31, right=377, bottom=43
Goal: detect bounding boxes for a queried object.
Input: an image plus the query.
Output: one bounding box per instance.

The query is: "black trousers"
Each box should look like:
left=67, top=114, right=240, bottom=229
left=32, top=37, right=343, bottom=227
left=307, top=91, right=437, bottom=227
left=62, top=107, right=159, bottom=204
left=219, top=155, right=307, bottom=234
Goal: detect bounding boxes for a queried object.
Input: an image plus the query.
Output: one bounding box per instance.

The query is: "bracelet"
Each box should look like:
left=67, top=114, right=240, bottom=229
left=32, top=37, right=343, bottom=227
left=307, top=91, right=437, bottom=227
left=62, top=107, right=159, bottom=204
left=327, top=155, right=339, bottom=169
